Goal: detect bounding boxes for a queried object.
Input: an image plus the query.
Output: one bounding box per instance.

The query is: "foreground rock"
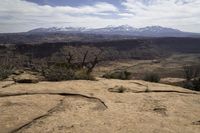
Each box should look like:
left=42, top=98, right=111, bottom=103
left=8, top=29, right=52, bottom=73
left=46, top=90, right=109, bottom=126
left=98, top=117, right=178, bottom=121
left=0, top=78, right=199, bottom=133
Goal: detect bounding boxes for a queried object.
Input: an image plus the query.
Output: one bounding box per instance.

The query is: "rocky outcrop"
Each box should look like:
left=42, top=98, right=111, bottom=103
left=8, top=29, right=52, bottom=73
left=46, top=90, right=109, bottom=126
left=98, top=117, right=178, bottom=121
left=13, top=73, right=39, bottom=83
left=0, top=78, right=199, bottom=133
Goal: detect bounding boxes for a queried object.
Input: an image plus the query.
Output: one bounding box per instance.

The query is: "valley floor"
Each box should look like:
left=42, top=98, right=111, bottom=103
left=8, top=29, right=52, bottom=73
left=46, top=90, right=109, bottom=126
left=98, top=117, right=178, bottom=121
left=95, top=53, right=200, bottom=79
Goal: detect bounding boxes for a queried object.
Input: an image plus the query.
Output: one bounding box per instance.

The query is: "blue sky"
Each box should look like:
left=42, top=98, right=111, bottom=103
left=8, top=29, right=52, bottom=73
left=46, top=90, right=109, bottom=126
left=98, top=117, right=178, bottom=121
left=0, top=0, right=200, bottom=33
left=25, top=0, right=123, bottom=7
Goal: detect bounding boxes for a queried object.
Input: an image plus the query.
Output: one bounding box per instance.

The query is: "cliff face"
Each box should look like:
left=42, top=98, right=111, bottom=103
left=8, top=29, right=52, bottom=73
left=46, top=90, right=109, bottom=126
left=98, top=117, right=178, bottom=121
left=0, top=78, right=199, bottom=133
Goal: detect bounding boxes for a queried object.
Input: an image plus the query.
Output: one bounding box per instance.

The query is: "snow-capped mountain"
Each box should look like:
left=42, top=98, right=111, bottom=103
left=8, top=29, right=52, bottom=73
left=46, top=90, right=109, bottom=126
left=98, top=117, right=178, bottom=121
left=87, top=25, right=183, bottom=36
left=138, top=26, right=181, bottom=33
left=28, top=25, right=199, bottom=37
left=28, top=27, right=87, bottom=33
left=95, top=25, right=137, bottom=32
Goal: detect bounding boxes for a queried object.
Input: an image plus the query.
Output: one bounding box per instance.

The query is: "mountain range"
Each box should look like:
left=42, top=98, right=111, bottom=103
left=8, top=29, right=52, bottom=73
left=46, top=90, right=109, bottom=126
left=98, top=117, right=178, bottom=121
left=28, top=25, right=200, bottom=38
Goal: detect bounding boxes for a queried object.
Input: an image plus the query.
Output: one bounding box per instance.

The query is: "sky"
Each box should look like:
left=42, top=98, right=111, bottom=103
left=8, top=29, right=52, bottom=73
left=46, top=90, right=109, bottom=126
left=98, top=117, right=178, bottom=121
left=0, top=0, right=200, bottom=33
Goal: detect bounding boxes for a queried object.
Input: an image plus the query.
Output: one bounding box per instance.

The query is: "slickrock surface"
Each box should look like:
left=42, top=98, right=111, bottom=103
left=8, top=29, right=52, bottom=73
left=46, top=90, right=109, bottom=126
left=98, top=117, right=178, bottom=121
left=0, top=78, right=199, bottom=133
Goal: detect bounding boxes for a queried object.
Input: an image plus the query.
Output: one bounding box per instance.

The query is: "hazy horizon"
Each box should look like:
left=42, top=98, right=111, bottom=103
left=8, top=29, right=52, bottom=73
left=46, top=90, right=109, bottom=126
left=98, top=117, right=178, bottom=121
left=0, top=0, right=200, bottom=33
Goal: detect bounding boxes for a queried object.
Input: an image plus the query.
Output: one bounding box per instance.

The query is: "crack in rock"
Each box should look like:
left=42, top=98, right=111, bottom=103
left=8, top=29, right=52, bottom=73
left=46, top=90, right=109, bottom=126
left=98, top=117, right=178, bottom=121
left=153, top=107, right=167, bottom=116
left=0, top=92, right=107, bottom=108
left=130, top=82, right=147, bottom=87
left=0, top=92, right=107, bottom=133
left=130, top=82, right=199, bottom=95
left=192, top=120, right=200, bottom=125
left=10, top=98, right=65, bottom=133
left=2, top=82, right=16, bottom=88
left=107, top=86, right=199, bottom=95
left=130, top=90, right=199, bottom=95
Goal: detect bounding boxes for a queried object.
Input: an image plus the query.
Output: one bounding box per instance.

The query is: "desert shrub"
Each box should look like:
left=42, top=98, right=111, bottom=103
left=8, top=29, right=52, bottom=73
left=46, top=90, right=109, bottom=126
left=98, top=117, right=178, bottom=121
left=183, top=65, right=200, bottom=81
left=117, top=86, right=127, bottom=93
left=143, top=72, right=160, bottom=83
left=54, top=62, right=72, bottom=69
left=183, top=78, right=200, bottom=91
left=192, top=79, right=200, bottom=91
left=42, top=66, right=75, bottom=81
left=182, top=65, right=200, bottom=91
left=108, top=85, right=127, bottom=93
left=103, top=70, right=132, bottom=80
left=74, top=69, right=95, bottom=80
left=42, top=65, right=95, bottom=81
left=0, top=65, right=14, bottom=80
left=183, top=81, right=194, bottom=90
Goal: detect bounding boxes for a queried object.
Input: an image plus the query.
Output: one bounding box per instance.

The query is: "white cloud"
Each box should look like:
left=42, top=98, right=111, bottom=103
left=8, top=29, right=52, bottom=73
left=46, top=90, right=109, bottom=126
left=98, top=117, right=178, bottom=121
left=0, top=0, right=200, bottom=33
left=0, top=0, right=118, bottom=15
left=120, top=0, right=200, bottom=32
left=0, top=0, right=119, bottom=32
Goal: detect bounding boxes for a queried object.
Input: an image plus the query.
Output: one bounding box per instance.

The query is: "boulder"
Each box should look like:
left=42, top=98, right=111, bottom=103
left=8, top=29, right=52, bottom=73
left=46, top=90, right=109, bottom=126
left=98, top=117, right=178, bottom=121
left=13, top=73, right=39, bottom=83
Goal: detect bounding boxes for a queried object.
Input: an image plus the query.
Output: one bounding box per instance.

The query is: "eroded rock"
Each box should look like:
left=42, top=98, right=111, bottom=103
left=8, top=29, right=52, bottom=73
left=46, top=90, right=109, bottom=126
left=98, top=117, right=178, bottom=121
left=0, top=78, right=199, bottom=133
left=13, top=73, right=39, bottom=83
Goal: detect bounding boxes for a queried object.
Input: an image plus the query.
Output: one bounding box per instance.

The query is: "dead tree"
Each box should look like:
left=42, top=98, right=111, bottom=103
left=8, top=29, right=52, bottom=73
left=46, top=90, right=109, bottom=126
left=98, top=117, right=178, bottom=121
left=67, top=52, right=73, bottom=64
left=62, top=52, right=73, bottom=64
left=82, top=51, right=88, bottom=68
left=86, top=55, right=99, bottom=74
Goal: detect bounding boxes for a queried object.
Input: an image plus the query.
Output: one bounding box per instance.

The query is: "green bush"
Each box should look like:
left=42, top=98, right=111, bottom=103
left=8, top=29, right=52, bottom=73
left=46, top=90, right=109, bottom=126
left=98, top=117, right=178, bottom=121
left=103, top=70, right=132, bottom=80
left=192, top=78, right=200, bottom=91
left=182, top=65, right=200, bottom=91
left=42, top=65, right=95, bottom=81
left=183, top=81, right=194, bottom=90
left=143, top=72, right=160, bottom=83
left=42, top=66, right=75, bottom=81
left=74, top=69, right=95, bottom=80
left=184, top=78, right=200, bottom=91
left=183, top=65, right=200, bottom=81
left=0, top=66, right=14, bottom=80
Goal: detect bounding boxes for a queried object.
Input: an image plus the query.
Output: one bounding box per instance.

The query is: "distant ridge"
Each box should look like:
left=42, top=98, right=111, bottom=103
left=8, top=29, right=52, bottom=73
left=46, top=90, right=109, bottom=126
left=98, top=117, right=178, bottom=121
left=28, top=25, right=200, bottom=38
